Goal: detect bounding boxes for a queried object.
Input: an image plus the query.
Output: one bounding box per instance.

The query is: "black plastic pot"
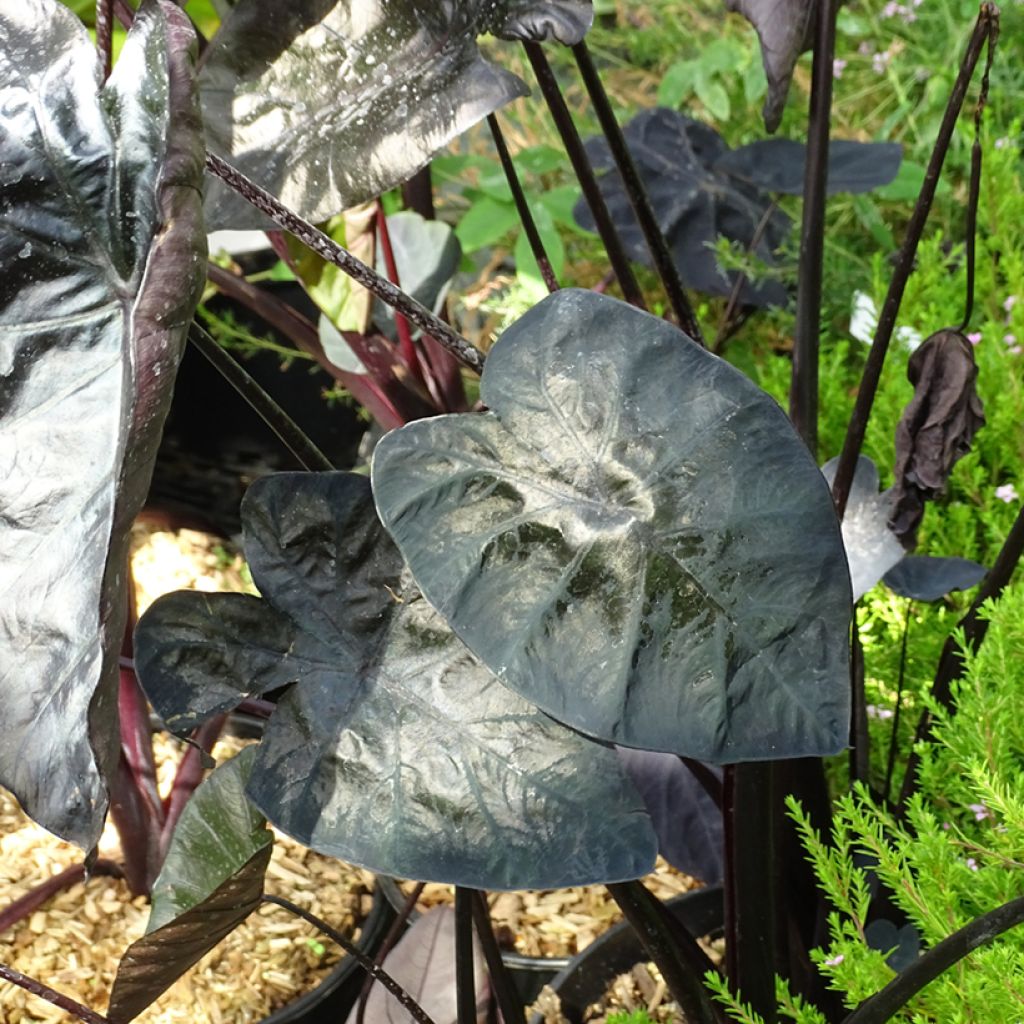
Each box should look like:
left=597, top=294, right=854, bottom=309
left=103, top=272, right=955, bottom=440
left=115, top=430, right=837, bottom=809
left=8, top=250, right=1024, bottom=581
left=378, top=878, right=573, bottom=1005
left=532, top=886, right=724, bottom=1024
left=260, top=883, right=396, bottom=1024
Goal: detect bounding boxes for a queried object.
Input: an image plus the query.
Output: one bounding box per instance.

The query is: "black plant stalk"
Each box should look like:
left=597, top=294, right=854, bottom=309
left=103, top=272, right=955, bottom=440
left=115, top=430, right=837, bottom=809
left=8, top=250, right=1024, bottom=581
left=0, top=965, right=108, bottom=1024
left=469, top=890, right=525, bottom=1024
left=723, top=763, right=780, bottom=1023
left=571, top=41, right=704, bottom=342
left=679, top=756, right=724, bottom=809
left=790, top=0, right=839, bottom=456
left=606, top=881, right=725, bottom=1024
left=204, top=152, right=487, bottom=375
left=487, top=114, right=560, bottom=293
left=262, top=895, right=439, bottom=1024
left=454, top=889, right=477, bottom=1024
left=841, top=895, right=1024, bottom=1024
left=829, top=3, right=1000, bottom=519
left=95, top=0, right=113, bottom=81
left=899, top=502, right=1024, bottom=808
left=188, top=322, right=334, bottom=472
left=522, top=41, right=647, bottom=310
left=850, top=617, right=869, bottom=785
left=883, top=601, right=913, bottom=804
left=402, top=166, right=436, bottom=221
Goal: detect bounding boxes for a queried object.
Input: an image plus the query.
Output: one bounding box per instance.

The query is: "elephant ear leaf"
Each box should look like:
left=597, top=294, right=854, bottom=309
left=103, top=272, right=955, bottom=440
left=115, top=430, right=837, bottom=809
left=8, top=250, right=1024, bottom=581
left=200, top=0, right=532, bottom=228
left=107, top=748, right=272, bottom=1023
left=373, top=289, right=852, bottom=763
left=723, top=0, right=816, bottom=132
left=0, top=0, right=205, bottom=849
left=485, top=1, right=594, bottom=44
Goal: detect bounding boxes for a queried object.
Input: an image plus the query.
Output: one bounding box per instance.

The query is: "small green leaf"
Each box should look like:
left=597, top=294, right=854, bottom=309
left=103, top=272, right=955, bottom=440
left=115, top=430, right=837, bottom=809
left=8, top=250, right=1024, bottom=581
left=515, top=144, right=565, bottom=176
left=537, top=185, right=585, bottom=230
left=657, top=60, right=697, bottom=108
left=455, top=196, right=521, bottom=252
left=852, top=195, right=895, bottom=250
left=694, top=69, right=730, bottom=122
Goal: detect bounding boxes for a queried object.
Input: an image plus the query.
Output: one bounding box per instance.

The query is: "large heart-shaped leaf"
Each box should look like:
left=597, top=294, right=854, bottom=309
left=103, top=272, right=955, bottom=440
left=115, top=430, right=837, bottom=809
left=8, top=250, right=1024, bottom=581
left=723, top=0, right=815, bottom=132
left=108, top=747, right=273, bottom=1023
left=372, top=289, right=852, bottom=762
left=135, top=472, right=656, bottom=889
left=574, top=109, right=792, bottom=307
left=202, top=1, right=588, bottom=228
left=0, top=0, right=205, bottom=848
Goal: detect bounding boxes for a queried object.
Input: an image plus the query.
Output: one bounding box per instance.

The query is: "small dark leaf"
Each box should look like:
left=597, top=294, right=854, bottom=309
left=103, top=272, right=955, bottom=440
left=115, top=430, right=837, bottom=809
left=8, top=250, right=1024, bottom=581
left=890, top=329, right=986, bottom=545
left=615, top=748, right=724, bottom=884
left=135, top=473, right=657, bottom=889
left=343, top=908, right=488, bottom=1024
left=485, top=0, right=594, bottom=44
left=864, top=918, right=921, bottom=973
left=107, top=748, right=272, bottom=1022
left=373, top=211, right=462, bottom=342
left=0, top=0, right=205, bottom=848
left=573, top=109, right=791, bottom=307
left=373, top=289, right=852, bottom=762
left=882, top=556, right=986, bottom=602
left=201, top=1, right=535, bottom=228
left=715, top=139, right=903, bottom=196
left=723, top=0, right=815, bottom=132
left=821, top=456, right=905, bottom=601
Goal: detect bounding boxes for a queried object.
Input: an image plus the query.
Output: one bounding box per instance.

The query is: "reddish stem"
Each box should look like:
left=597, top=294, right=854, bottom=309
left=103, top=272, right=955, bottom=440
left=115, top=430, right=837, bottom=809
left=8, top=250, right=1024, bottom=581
left=0, top=861, right=122, bottom=936
left=0, top=965, right=108, bottom=1024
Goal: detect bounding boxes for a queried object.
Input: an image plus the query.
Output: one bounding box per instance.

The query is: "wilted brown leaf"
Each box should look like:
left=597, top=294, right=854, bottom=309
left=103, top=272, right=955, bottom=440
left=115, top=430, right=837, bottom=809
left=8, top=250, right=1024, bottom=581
left=890, top=328, right=985, bottom=544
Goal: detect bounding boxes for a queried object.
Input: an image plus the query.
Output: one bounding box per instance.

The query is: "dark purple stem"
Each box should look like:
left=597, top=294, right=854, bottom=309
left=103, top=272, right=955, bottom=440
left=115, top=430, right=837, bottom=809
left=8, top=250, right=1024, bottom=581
left=571, top=40, right=704, bottom=343
left=454, top=889, right=477, bottom=1024
left=521, top=41, right=647, bottom=310
left=0, top=861, right=122, bottom=936
left=0, top=965, right=108, bottom=1024
left=830, top=4, right=1000, bottom=519
left=204, top=152, right=486, bottom=375
left=469, top=890, right=524, bottom=1024
left=95, top=0, right=114, bottom=81
left=487, top=114, right=560, bottom=293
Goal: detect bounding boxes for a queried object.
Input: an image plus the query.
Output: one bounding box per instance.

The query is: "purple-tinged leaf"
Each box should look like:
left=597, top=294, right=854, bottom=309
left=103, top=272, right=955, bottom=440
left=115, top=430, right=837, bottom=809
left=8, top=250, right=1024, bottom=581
left=373, top=289, right=853, bottom=762
left=200, top=1, right=535, bottom=229
left=344, top=907, right=488, bottom=1024
left=107, top=747, right=272, bottom=1023
left=615, top=748, right=724, bottom=884
left=0, top=0, right=205, bottom=848
left=136, top=472, right=657, bottom=889
left=723, top=0, right=815, bottom=132
left=882, top=556, right=986, bottom=602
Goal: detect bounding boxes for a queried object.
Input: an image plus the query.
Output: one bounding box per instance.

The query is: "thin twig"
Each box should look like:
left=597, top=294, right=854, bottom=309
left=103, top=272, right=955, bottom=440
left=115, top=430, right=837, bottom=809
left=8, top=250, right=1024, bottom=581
left=262, top=894, right=439, bottom=1024
left=522, top=41, right=647, bottom=310
left=470, top=891, right=525, bottom=1024
left=572, top=40, right=704, bottom=343
left=204, top=152, right=486, bottom=375
left=0, top=964, right=108, bottom=1024
left=830, top=4, right=1000, bottom=519
left=487, top=114, right=560, bottom=293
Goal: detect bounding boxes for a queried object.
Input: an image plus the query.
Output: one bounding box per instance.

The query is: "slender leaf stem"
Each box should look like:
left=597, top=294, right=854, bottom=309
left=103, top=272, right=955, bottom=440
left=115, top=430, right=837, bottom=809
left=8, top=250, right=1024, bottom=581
left=487, top=114, right=560, bottom=293
left=402, top=166, right=436, bottom=221
left=842, top=895, right=1024, bottom=1024
left=187, top=322, right=335, bottom=473
left=850, top=617, right=869, bottom=785
left=679, top=757, right=724, bottom=810
left=262, top=894, right=438, bottom=1024
left=95, top=0, right=113, bottom=81
left=899, top=502, right=1024, bottom=808
left=454, top=889, right=477, bottom=1024
left=790, top=0, right=839, bottom=456
left=522, top=41, right=647, bottom=310
left=469, top=890, right=525, bottom=1024
left=606, top=881, right=725, bottom=1024
left=204, top=152, right=486, bottom=375
left=883, top=601, right=913, bottom=803
left=0, top=861, right=122, bottom=936
left=0, top=964, right=108, bottom=1024
left=830, top=3, right=1000, bottom=518
left=571, top=41, right=704, bottom=343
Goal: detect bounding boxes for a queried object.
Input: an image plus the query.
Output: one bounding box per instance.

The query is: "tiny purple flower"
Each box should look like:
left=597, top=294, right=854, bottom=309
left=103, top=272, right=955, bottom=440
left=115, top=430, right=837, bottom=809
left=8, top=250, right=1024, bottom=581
left=824, top=954, right=845, bottom=967
left=996, top=484, right=1019, bottom=503
left=1003, top=295, right=1017, bottom=312
left=866, top=704, right=895, bottom=720
left=858, top=41, right=875, bottom=55
left=833, top=58, right=848, bottom=79
left=1010, top=346, right=1022, bottom=355
left=966, top=331, right=983, bottom=345
left=1005, top=333, right=1017, bottom=346
left=942, top=822, right=952, bottom=831
left=968, top=802, right=992, bottom=822
left=966, top=857, right=979, bottom=871
left=996, top=137, right=1010, bottom=150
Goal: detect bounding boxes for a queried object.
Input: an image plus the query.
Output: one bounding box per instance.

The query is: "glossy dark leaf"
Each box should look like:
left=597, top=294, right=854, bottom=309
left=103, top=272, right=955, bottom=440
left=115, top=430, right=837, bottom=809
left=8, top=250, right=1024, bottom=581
left=882, top=556, right=986, bottom=602
left=615, top=748, right=723, bottom=884
left=201, top=1, right=536, bottom=229
left=865, top=918, right=921, bottom=973
left=373, top=211, right=462, bottom=342
left=108, top=748, right=272, bottom=1023
left=484, top=0, right=593, bottom=44
left=136, top=472, right=656, bottom=889
left=343, top=908, right=488, bottom=1024
left=723, top=0, right=815, bottom=132
left=715, top=139, right=903, bottom=196
left=373, top=289, right=852, bottom=762
left=821, top=456, right=905, bottom=601
left=890, top=329, right=986, bottom=545
left=0, top=0, right=205, bottom=848
left=574, top=108, right=791, bottom=307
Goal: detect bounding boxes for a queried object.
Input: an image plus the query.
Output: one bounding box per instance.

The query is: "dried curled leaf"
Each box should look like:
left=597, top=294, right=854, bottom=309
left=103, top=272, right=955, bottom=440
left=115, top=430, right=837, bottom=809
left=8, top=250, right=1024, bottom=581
left=890, top=329, right=985, bottom=545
